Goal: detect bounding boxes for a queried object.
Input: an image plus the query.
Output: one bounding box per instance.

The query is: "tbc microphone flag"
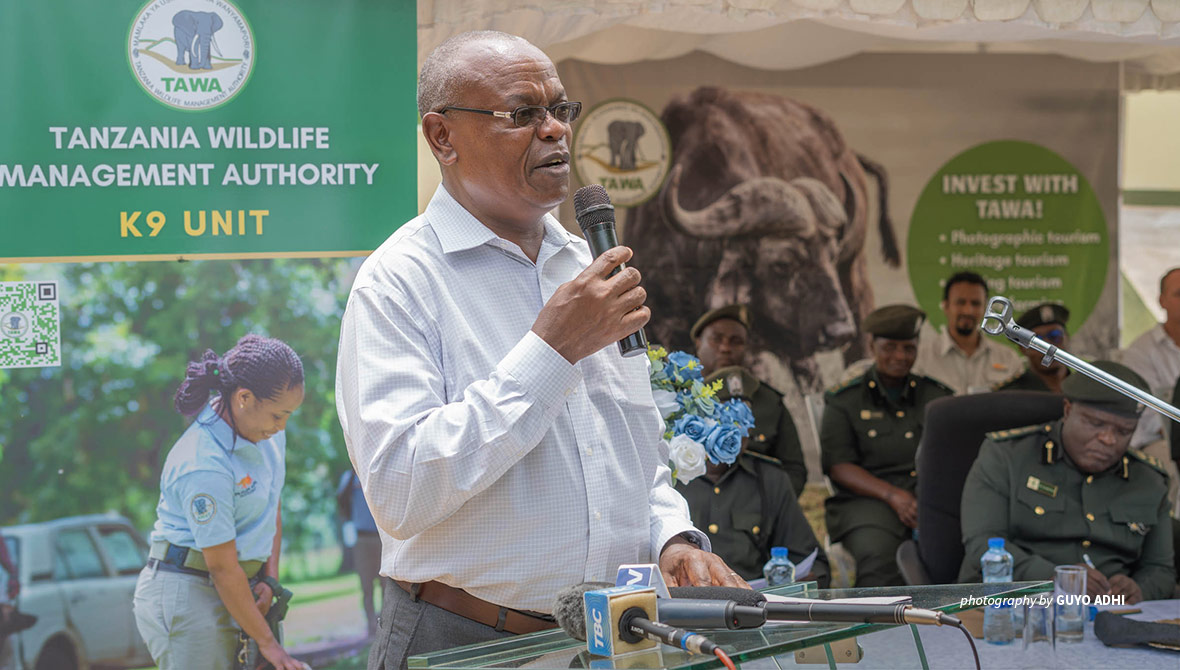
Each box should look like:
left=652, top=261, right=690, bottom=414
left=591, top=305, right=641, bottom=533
left=583, top=585, right=659, bottom=656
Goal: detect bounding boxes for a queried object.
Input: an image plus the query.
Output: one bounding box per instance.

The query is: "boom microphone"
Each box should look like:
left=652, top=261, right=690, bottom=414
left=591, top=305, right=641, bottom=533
left=667, top=586, right=959, bottom=627
left=573, top=184, right=649, bottom=357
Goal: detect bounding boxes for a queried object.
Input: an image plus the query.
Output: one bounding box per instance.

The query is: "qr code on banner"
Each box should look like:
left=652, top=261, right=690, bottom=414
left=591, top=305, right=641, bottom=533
left=0, top=281, right=61, bottom=369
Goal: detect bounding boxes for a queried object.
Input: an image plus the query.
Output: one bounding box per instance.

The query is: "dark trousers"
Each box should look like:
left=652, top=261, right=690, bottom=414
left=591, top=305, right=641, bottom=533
left=842, top=525, right=905, bottom=587
left=367, top=579, right=512, bottom=670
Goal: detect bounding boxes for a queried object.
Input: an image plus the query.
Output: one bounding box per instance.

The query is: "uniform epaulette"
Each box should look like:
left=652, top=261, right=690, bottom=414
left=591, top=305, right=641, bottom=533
left=826, top=375, right=863, bottom=396
left=744, top=450, right=783, bottom=467
left=986, top=423, right=1051, bottom=442
left=1128, top=448, right=1169, bottom=477
left=920, top=375, right=955, bottom=395
left=990, top=368, right=1024, bottom=391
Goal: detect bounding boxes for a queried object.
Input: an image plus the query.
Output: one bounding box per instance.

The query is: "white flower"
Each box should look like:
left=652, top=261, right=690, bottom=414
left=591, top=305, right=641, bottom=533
left=652, top=389, right=680, bottom=419
left=668, top=434, right=707, bottom=484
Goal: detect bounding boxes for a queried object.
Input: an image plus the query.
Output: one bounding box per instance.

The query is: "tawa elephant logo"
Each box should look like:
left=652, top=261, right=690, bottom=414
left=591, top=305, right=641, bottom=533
left=127, top=0, right=255, bottom=110
left=573, top=98, right=671, bottom=207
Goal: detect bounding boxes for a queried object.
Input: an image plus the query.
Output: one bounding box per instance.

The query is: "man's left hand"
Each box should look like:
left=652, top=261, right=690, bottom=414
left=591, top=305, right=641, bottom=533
left=1107, top=574, right=1143, bottom=605
left=659, top=536, right=750, bottom=589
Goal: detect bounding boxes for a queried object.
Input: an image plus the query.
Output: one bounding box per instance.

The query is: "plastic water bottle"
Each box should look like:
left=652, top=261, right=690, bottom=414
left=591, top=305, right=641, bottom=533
left=763, top=546, right=796, bottom=586
left=981, top=537, right=1015, bottom=645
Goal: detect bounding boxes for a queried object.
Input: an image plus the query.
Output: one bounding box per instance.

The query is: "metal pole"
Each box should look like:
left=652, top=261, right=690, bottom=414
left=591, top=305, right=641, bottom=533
left=981, top=296, right=1180, bottom=424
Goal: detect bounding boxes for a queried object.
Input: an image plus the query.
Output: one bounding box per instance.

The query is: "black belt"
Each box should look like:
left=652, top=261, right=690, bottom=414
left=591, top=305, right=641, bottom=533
left=148, top=557, right=210, bottom=578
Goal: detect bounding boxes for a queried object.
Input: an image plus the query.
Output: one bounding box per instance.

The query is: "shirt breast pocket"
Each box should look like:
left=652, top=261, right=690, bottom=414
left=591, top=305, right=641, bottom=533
left=1014, top=487, right=1065, bottom=530
left=1108, top=506, right=1155, bottom=544
left=732, top=511, right=765, bottom=545
left=859, top=418, right=894, bottom=441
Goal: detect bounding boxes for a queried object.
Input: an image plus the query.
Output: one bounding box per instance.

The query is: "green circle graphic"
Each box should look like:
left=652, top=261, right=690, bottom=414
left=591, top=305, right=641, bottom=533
left=907, top=141, right=1108, bottom=332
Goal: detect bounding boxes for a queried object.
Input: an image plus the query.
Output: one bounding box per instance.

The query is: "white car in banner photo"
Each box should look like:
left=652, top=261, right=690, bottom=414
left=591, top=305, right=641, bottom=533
left=0, top=514, right=152, bottom=670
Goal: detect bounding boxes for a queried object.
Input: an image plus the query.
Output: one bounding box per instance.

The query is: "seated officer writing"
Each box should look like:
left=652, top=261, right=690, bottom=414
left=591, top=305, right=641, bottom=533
left=676, top=366, right=830, bottom=586
left=959, top=362, right=1175, bottom=604
left=821, top=305, right=953, bottom=587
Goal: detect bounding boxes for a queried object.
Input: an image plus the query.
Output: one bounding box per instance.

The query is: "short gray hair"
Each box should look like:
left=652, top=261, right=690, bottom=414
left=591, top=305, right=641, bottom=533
left=418, top=31, right=531, bottom=118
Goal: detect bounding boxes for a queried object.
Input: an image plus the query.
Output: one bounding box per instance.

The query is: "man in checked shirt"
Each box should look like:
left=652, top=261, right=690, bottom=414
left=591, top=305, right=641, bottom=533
left=336, top=31, right=746, bottom=668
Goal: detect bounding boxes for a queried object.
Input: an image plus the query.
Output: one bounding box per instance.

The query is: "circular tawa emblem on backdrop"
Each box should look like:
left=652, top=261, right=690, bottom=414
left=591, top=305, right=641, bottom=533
left=127, top=0, right=255, bottom=110
left=573, top=99, right=671, bottom=207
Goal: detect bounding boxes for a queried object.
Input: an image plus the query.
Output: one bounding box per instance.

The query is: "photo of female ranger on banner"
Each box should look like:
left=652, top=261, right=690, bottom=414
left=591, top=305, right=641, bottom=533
left=132, top=335, right=308, bottom=670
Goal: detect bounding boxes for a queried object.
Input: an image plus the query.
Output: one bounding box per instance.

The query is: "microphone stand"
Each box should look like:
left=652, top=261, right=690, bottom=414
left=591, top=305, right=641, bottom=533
left=981, top=296, right=1180, bottom=424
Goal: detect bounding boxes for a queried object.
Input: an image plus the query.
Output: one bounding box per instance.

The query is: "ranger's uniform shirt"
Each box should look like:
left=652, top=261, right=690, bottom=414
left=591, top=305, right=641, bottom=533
left=820, top=367, right=953, bottom=541
left=958, top=420, right=1175, bottom=601
left=715, top=367, right=807, bottom=498
left=676, top=451, right=829, bottom=586
left=150, top=402, right=286, bottom=562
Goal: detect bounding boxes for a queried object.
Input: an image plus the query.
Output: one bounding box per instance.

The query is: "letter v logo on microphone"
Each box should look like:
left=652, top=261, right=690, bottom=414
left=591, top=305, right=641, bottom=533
left=614, top=564, right=670, bottom=598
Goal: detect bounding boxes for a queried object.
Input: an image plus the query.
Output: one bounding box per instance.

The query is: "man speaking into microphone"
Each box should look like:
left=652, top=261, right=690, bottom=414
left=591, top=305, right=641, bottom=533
left=335, top=31, right=746, bottom=669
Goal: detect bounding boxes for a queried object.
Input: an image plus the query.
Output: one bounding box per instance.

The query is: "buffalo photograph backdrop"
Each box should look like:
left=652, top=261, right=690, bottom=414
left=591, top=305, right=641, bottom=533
left=0, top=0, right=416, bottom=652
left=557, top=51, right=1119, bottom=470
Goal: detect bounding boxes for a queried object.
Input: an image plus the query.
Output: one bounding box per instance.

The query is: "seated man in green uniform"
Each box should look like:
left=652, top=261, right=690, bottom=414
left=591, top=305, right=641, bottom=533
left=821, top=305, right=953, bottom=587
left=692, top=304, right=807, bottom=497
left=676, top=366, right=830, bottom=587
left=994, top=302, right=1071, bottom=393
left=959, top=362, right=1175, bottom=604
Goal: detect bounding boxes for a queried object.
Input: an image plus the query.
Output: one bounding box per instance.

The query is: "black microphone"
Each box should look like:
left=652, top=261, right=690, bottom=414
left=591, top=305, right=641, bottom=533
left=573, top=184, right=648, bottom=358
left=668, top=586, right=959, bottom=627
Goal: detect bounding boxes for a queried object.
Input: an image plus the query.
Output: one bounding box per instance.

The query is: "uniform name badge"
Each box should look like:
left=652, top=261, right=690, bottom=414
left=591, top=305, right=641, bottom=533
left=1025, top=475, right=1058, bottom=498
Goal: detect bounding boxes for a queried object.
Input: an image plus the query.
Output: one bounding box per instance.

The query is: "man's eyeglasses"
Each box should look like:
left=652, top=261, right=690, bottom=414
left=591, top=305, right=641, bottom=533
left=439, top=101, right=582, bottom=128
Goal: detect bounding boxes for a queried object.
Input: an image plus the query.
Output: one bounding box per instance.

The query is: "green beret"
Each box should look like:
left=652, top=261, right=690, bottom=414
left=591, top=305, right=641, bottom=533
left=704, top=365, right=760, bottom=402
left=1016, top=303, right=1070, bottom=331
left=691, top=304, right=750, bottom=341
left=1061, top=360, right=1150, bottom=418
left=862, top=304, right=925, bottom=340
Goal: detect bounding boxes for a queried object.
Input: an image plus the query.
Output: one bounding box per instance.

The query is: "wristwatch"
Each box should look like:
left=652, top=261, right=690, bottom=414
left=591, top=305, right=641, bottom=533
left=679, top=531, right=704, bottom=549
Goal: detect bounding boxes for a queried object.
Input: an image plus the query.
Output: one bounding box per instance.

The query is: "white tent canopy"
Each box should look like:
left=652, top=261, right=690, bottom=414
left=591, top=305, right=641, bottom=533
left=419, top=0, right=1180, bottom=87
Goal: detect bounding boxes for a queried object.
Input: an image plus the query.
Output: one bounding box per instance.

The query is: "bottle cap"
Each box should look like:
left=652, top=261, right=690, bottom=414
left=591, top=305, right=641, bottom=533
left=770, top=546, right=788, bottom=558
left=987, top=537, right=1004, bottom=550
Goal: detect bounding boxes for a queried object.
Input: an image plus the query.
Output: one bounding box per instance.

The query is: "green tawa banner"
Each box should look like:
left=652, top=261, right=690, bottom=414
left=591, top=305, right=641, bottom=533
left=908, top=140, right=1109, bottom=330
left=0, top=0, right=416, bottom=262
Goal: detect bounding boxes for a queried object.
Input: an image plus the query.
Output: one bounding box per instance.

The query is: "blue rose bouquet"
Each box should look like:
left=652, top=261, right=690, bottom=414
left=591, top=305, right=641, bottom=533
left=647, top=346, right=757, bottom=484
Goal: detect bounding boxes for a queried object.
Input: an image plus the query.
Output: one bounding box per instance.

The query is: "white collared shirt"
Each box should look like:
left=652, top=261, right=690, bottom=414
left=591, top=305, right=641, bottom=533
left=1122, top=323, right=1180, bottom=448
left=335, top=185, right=703, bottom=612
left=913, top=325, right=1022, bottom=395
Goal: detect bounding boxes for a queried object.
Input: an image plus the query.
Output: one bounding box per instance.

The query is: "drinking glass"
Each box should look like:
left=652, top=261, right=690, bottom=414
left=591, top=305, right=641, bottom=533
left=1054, top=565, right=1086, bottom=643
left=1022, top=593, right=1056, bottom=667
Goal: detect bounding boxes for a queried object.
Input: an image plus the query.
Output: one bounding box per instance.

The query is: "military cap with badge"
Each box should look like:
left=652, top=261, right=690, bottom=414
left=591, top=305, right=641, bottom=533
left=690, top=304, right=751, bottom=341
left=862, top=304, right=926, bottom=340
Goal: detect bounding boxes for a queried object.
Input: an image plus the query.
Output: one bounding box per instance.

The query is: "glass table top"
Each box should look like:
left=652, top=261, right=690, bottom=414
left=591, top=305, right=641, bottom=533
left=408, top=581, right=1053, bottom=669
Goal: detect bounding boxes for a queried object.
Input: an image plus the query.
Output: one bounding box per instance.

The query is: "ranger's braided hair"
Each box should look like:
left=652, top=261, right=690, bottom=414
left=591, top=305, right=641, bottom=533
left=174, top=334, right=304, bottom=417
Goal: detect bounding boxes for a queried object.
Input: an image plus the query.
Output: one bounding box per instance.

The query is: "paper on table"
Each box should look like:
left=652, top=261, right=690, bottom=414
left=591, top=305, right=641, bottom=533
left=794, top=548, right=818, bottom=580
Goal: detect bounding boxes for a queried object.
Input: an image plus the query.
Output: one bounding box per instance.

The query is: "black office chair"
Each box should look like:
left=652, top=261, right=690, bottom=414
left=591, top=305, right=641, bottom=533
left=897, top=391, right=1064, bottom=585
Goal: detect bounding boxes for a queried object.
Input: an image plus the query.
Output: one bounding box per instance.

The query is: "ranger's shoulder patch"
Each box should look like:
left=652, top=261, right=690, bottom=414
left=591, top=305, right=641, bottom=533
left=985, top=423, right=1050, bottom=442
left=1128, top=448, right=1169, bottom=477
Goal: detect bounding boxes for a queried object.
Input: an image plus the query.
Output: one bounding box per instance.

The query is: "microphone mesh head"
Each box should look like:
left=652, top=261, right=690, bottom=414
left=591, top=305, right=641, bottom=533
left=668, top=585, right=767, bottom=606
left=573, top=185, right=614, bottom=231
left=552, top=582, right=612, bottom=641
